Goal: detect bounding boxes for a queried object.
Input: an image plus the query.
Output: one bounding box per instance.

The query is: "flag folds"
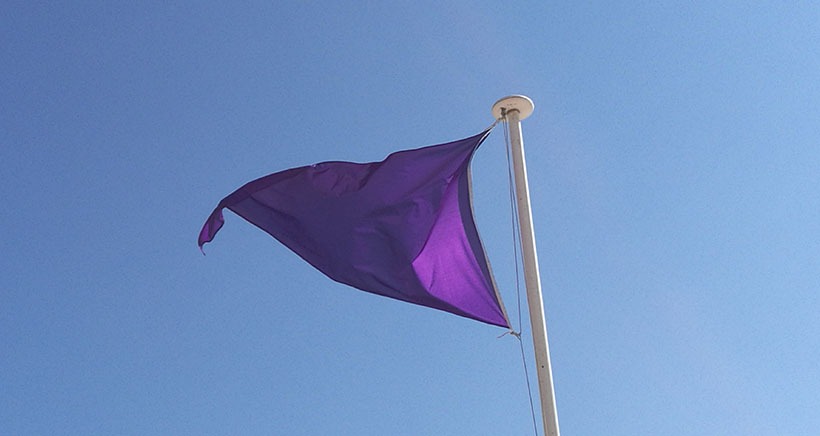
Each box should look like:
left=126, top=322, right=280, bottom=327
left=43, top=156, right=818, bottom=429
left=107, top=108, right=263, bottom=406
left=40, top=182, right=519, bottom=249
left=199, top=129, right=509, bottom=328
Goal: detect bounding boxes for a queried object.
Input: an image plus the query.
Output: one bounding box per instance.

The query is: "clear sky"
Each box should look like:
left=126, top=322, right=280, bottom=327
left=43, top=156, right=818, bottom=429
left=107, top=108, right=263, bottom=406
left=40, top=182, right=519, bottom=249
left=3, top=2, right=819, bottom=435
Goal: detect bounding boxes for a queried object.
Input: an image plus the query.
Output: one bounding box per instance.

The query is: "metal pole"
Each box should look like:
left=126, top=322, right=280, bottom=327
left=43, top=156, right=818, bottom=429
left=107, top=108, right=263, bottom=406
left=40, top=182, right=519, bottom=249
left=492, top=95, right=560, bottom=436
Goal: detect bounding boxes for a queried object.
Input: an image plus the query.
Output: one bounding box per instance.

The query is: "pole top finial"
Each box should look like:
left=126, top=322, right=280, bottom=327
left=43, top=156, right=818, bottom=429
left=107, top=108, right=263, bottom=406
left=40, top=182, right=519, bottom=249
left=492, top=95, right=534, bottom=120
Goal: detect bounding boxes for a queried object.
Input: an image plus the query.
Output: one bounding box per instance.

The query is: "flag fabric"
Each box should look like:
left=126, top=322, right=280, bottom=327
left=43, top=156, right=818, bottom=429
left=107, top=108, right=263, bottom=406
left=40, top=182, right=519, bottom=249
left=199, top=128, right=509, bottom=328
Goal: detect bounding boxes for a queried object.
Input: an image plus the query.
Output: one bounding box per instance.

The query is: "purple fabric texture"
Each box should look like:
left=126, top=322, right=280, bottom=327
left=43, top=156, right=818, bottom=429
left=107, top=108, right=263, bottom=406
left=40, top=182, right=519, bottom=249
left=199, top=129, right=508, bottom=328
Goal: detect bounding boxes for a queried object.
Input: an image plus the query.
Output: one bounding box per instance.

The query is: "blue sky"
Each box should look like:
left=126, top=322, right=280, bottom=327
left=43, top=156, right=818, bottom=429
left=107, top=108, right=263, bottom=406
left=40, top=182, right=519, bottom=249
left=2, top=2, right=819, bottom=435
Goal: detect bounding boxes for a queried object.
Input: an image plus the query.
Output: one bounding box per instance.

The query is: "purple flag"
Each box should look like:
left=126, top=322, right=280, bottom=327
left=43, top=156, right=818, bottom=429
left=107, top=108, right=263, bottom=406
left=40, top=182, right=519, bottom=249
left=199, top=129, right=509, bottom=328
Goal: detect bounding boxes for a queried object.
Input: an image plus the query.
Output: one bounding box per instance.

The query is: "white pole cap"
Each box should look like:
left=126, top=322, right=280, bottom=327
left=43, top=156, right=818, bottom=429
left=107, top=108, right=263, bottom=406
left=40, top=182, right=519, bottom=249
left=492, top=95, right=535, bottom=120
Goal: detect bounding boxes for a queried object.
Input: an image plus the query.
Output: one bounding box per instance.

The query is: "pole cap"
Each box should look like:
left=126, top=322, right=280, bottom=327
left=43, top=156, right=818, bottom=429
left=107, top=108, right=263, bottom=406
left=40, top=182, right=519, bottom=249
left=492, top=95, right=534, bottom=120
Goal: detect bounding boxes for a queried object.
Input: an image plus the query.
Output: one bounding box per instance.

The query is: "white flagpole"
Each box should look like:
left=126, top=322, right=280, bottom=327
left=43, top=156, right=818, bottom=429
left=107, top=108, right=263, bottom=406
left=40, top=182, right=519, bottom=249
left=492, top=95, right=560, bottom=436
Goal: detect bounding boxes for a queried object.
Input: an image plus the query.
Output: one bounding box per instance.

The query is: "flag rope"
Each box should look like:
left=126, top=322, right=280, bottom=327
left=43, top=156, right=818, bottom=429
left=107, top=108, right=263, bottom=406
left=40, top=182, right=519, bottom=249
left=501, top=111, right=540, bottom=436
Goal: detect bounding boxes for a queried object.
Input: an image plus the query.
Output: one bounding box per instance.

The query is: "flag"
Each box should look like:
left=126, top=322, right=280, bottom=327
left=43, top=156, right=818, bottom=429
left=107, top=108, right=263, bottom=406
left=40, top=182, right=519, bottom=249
left=199, top=128, right=509, bottom=328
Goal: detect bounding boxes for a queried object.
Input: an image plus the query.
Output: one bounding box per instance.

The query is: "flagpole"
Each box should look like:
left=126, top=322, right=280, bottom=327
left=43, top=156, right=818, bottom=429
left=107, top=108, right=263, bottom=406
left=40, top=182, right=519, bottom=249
left=492, top=95, right=560, bottom=436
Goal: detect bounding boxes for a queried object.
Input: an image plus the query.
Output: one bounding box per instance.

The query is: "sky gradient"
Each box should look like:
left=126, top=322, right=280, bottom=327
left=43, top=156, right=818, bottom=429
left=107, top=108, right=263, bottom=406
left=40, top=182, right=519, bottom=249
left=3, top=2, right=819, bottom=435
